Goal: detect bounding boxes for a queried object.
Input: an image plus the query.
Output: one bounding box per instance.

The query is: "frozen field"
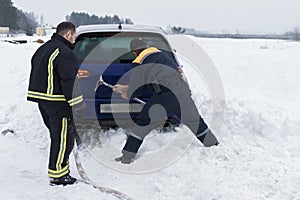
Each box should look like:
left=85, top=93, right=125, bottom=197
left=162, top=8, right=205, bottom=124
left=0, top=35, right=299, bottom=200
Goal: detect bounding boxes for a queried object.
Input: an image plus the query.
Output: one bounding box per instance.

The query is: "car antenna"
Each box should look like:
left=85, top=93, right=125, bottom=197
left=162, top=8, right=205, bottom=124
left=118, top=23, right=122, bottom=30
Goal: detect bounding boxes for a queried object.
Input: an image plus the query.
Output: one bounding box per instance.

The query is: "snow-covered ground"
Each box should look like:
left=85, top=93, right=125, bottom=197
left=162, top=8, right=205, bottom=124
left=0, top=35, right=299, bottom=200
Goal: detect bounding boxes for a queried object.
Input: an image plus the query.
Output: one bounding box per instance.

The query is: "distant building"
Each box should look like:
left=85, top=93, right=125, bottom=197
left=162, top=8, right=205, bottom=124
left=36, top=27, right=46, bottom=36
left=36, top=26, right=56, bottom=36
left=0, top=27, right=9, bottom=35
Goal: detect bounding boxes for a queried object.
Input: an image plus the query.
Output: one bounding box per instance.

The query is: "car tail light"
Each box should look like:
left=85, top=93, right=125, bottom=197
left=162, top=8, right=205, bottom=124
left=77, top=69, right=91, bottom=79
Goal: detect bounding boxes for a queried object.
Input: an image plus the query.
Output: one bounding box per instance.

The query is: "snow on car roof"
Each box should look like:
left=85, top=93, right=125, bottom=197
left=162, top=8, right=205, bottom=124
left=76, top=24, right=166, bottom=36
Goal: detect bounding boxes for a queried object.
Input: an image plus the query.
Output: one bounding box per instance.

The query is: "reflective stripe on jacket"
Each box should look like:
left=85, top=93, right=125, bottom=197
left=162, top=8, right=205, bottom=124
left=27, top=33, right=83, bottom=107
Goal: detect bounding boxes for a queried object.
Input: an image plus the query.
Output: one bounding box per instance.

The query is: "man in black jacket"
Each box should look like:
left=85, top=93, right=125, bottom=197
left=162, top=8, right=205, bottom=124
left=113, top=38, right=219, bottom=164
left=27, top=21, right=84, bottom=185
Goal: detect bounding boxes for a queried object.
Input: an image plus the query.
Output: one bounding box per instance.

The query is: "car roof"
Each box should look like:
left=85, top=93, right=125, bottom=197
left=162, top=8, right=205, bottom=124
left=76, top=24, right=167, bottom=36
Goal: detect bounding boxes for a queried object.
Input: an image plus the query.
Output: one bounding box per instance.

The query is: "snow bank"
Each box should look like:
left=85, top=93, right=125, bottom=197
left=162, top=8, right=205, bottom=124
left=0, top=35, right=299, bottom=199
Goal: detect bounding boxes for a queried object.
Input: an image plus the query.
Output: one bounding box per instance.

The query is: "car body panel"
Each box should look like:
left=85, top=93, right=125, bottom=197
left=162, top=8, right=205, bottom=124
left=73, top=24, right=181, bottom=126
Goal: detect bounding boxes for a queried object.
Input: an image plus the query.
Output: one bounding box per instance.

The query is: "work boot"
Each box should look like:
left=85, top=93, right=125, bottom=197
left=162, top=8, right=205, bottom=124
left=197, top=129, right=219, bottom=147
left=49, top=174, right=77, bottom=186
left=115, top=154, right=133, bottom=164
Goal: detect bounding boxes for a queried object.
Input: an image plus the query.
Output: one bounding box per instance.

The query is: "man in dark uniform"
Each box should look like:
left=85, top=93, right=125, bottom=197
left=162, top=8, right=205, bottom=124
left=27, top=21, right=84, bottom=185
left=113, top=38, right=219, bottom=164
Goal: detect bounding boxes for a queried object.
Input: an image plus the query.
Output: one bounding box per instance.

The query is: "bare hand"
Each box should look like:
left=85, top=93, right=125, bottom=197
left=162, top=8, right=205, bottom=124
left=113, top=84, right=128, bottom=99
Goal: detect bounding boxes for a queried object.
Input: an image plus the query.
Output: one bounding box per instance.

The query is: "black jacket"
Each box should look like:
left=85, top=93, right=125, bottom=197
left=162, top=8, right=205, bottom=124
left=127, top=47, right=191, bottom=98
left=27, top=33, right=83, bottom=107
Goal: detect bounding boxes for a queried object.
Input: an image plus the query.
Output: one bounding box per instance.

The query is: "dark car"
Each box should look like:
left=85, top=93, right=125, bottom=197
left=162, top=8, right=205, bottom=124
left=73, top=24, right=182, bottom=129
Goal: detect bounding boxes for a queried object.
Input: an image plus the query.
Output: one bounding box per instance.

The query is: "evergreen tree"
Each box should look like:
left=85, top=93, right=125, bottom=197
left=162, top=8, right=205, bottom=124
left=17, top=11, right=38, bottom=35
left=67, top=12, right=134, bottom=27
left=112, top=15, right=121, bottom=24
left=125, top=18, right=133, bottom=25
left=0, top=0, right=18, bottom=30
left=0, top=0, right=38, bottom=33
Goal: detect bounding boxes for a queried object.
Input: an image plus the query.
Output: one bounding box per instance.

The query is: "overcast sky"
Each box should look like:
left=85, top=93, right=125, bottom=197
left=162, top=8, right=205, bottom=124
left=12, top=0, right=300, bottom=34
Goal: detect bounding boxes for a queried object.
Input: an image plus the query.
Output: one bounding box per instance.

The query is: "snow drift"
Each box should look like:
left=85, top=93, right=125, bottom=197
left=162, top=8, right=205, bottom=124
left=0, top=35, right=299, bottom=200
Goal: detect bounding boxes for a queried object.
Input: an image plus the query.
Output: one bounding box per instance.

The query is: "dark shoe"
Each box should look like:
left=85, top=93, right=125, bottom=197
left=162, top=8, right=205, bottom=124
left=198, top=129, right=219, bottom=147
left=49, top=174, right=77, bottom=186
left=115, top=154, right=133, bottom=164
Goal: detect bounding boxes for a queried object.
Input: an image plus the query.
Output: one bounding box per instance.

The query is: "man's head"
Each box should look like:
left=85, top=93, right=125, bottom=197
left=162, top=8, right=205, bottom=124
left=56, top=21, right=76, bottom=44
left=130, top=38, right=148, bottom=57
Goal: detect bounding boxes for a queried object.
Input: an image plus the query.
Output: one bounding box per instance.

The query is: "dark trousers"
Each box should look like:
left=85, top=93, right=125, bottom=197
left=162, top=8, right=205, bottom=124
left=132, top=91, right=208, bottom=138
left=123, top=91, right=209, bottom=156
left=38, top=102, right=75, bottom=178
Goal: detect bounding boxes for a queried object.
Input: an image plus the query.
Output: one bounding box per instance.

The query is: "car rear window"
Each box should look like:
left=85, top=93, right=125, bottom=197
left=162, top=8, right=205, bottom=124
left=73, top=32, right=175, bottom=64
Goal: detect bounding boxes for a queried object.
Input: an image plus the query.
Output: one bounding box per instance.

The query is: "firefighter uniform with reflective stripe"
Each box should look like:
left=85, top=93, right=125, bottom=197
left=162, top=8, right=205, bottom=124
left=121, top=47, right=218, bottom=161
left=27, top=33, right=83, bottom=178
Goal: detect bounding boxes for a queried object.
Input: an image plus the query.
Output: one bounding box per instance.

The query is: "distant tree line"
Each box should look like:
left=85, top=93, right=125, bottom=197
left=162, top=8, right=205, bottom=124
left=66, top=12, right=134, bottom=27
left=168, top=24, right=300, bottom=42
left=285, top=27, right=300, bottom=41
left=0, top=0, right=38, bottom=35
left=195, top=28, right=300, bottom=41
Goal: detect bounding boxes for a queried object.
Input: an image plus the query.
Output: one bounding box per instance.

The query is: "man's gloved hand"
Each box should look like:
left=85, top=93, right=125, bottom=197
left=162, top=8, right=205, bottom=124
left=115, top=154, right=132, bottom=164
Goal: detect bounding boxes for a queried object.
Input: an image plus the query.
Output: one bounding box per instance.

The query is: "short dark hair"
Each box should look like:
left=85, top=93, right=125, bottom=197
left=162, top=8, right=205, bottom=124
left=130, top=38, right=148, bottom=51
left=56, top=21, right=76, bottom=36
